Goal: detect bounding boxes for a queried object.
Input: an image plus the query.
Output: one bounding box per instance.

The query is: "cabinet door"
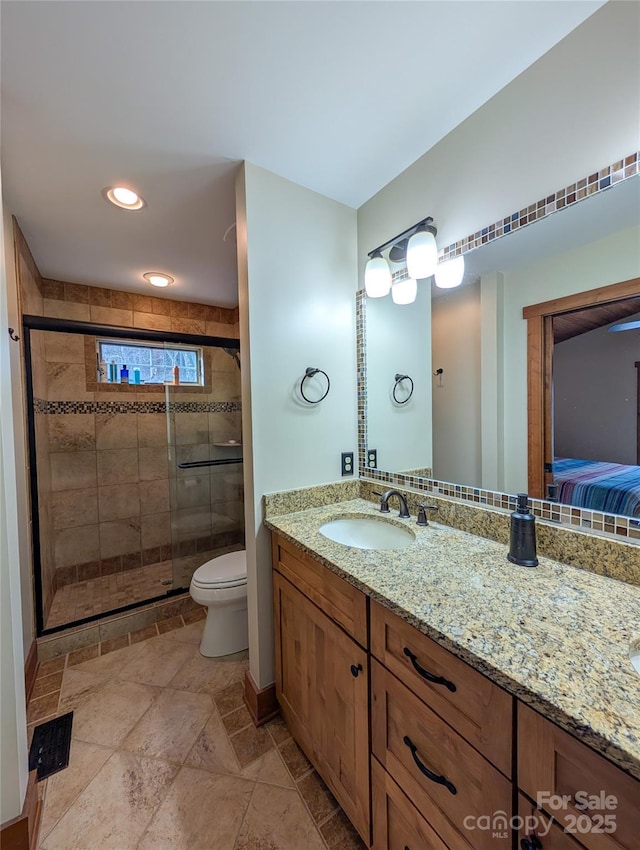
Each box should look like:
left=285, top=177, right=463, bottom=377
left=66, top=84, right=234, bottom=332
left=518, top=793, right=587, bottom=850
left=518, top=703, right=639, bottom=850
left=273, top=570, right=370, bottom=843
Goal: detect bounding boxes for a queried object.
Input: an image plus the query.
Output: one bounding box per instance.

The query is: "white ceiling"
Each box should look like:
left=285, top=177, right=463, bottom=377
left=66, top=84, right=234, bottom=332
left=1, top=1, right=604, bottom=307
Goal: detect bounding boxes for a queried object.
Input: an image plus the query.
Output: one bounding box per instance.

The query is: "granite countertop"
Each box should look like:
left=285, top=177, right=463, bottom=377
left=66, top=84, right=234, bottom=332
left=264, top=498, right=640, bottom=780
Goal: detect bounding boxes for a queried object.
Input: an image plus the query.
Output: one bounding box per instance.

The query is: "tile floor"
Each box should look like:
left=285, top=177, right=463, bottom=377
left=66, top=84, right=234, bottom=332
left=30, top=618, right=365, bottom=850
left=46, top=561, right=173, bottom=629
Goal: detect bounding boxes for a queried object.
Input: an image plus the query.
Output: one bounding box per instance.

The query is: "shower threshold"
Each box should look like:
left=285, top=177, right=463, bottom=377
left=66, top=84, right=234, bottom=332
left=45, top=560, right=174, bottom=631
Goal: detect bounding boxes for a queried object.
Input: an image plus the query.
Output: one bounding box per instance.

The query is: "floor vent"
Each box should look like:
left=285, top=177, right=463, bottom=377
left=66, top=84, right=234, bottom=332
left=28, top=711, right=73, bottom=780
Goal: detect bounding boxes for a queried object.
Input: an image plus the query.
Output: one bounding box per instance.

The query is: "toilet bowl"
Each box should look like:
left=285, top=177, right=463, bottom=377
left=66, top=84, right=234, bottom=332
left=189, top=550, right=248, bottom=657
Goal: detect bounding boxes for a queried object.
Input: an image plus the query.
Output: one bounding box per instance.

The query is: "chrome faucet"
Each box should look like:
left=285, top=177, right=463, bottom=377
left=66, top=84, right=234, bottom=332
left=374, top=489, right=410, bottom=519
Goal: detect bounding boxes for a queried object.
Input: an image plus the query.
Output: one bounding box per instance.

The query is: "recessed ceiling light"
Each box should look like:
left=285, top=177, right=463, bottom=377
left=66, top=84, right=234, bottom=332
left=103, top=186, right=145, bottom=210
left=143, top=272, right=174, bottom=288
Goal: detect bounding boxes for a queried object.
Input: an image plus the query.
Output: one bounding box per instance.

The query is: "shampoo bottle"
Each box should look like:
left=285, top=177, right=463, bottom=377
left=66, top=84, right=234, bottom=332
left=507, top=493, right=538, bottom=567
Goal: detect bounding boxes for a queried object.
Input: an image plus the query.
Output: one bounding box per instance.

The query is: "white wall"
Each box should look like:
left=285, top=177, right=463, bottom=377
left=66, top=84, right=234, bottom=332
left=357, top=2, right=639, bottom=277
left=0, top=188, right=29, bottom=822
left=366, top=283, right=431, bottom=474
left=431, top=283, right=481, bottom=486
left=553, top=313, right=640, bottom=465
left=237, top=163, right=357, bottom=688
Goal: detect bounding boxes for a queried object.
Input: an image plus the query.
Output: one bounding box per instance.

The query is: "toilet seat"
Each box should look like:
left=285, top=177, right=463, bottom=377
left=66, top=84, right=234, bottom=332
left=191, top=550, right=247, bottom=590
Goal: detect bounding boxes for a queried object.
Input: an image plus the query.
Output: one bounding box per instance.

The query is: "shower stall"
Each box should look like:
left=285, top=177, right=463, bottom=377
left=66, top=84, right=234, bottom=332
left=23, top=315, right=243, bottom=635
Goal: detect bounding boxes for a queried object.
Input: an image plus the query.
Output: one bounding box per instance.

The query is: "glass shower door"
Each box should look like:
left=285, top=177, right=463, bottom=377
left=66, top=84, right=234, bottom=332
left=165, top=340, right=243, bottom=592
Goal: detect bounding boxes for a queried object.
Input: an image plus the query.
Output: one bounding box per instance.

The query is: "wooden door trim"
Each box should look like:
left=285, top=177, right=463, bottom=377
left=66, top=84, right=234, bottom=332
left=525, top=277, right=640, bottom=498
left=636, top=361, right=640, bottom=465
left=523, top=277, right=640, bottom=319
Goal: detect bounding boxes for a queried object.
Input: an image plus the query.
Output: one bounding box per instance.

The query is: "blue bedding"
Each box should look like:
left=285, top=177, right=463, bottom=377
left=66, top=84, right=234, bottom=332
left=553, top=457, right=640, bottom=518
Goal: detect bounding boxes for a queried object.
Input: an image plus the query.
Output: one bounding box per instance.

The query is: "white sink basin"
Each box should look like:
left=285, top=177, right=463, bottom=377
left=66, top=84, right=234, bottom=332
left=319, top=517, right=415, bottom=550
left=631, top=639, right=640, bottom=676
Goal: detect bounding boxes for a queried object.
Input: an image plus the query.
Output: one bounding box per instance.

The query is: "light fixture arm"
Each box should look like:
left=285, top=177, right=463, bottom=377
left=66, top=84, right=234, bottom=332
left=367, top=216, right=437, bottom=259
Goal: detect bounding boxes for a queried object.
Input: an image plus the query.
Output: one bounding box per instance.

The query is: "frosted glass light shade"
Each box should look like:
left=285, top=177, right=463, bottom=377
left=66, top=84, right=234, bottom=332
left=364, top=254, right=391, bottom=297
left=391, top=277, right=417, bottom=305
left=434, top=255, right=465, bottom=289
left=406, top=229, right=437, bottom=279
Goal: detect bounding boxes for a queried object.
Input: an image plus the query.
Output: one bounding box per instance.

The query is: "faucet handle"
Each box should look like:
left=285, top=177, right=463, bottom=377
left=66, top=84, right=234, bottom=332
left=372, top=491, right=390, bottom=513
left=416, top=505, right=438, bottom=526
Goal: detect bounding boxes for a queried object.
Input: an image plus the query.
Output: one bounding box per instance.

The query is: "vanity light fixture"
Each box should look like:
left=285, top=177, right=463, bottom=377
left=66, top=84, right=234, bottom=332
left=365, top=216, right=438, bottom=303
left=364, top=251, right=392, bottom=298
left=391, top=277, right=417, bottom=305
left=103, top=185, right=146, bottom=210
left=406, top=222, right=438, bottom=279
left=143, top=272, right=174, bottom=288
left=434, top=255, right=465, bottom=289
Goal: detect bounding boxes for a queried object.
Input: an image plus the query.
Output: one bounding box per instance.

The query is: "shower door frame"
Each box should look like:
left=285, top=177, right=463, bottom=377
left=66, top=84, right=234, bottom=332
left=22, top=314, right=240, bottom=636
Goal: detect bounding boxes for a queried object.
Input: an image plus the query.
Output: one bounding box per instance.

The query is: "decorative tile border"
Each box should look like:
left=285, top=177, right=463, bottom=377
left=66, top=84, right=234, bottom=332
left=33, top=399, right=242, bottom=414
left=356, top=289, right=368, bottom=476
left=360, top=468, right=640, bottom=542
left=440, top=151, right=639, bottom=261
left=356, top=152, right=640, bottom=543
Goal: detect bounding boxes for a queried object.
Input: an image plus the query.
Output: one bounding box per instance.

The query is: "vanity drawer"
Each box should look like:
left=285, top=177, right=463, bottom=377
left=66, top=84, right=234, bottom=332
left=271, top=534, right=367, bottom=647
left=371, top=599, right=512, bottom=775
left=372, top=758, right=460, bottom=850
left=371, top=659, right=512, bottom=850
left=518, top=792, right=586, bottom=850
left=518, top=703, right=640, bottom=850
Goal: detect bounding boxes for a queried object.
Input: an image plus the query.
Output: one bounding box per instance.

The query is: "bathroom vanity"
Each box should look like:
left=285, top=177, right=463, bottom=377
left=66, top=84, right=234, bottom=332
left=267, top=498, right=639, bottom=850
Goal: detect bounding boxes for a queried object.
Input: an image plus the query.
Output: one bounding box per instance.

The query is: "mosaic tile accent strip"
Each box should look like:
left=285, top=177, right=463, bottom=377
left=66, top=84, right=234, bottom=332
left=33, top=399, right=242, bottom=414
left=359, top=467, right=640, bottom=543
left=356, top=289, right=368, bottom=476
left=438, top=151, right=639, bottom=261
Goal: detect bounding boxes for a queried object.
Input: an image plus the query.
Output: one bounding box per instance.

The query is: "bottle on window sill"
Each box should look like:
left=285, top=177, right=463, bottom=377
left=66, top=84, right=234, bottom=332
left=132, top=368, right=141, bottom=385
left=120, top=364, right=129, bottom=385
left=172, top=365, right=180, bottom=385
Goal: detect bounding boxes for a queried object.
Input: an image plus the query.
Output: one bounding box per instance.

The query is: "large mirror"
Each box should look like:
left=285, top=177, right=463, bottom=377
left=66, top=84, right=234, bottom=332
left=364, top=171, right=640, bottom=521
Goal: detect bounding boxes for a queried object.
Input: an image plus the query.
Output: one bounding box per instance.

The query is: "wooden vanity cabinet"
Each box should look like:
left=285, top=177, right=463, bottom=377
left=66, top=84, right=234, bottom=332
left=271, top=533, right=639, bottom=850
left=272, top=537, right=370, bottom=842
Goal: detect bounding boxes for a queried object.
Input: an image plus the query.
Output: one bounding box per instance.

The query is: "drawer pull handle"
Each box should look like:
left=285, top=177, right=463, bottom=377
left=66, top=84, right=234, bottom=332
left=403, top=647, right=456, bottom=692
left=402, top=735, right=457, bottom=795
left=350, top=663, right=363, bottom=677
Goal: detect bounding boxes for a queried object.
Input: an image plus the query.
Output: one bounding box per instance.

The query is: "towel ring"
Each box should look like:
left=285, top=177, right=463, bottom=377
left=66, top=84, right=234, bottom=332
left=300, top=367, right=330, bottom=404
left=393, top=373, right=414, bottom=404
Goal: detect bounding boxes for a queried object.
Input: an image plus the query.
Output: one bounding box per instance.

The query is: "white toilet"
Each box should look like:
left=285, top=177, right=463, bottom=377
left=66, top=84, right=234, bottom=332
left=189, top=550, right=248, bottom=657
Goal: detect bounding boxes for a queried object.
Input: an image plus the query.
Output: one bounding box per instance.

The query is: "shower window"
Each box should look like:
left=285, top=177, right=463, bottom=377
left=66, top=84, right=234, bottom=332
left=96, top=338, right=204, bottom=385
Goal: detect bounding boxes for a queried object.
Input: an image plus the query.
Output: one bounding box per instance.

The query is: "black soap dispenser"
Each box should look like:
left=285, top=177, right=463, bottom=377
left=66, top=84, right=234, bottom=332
left=507, top=493, right=538, bottom=567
